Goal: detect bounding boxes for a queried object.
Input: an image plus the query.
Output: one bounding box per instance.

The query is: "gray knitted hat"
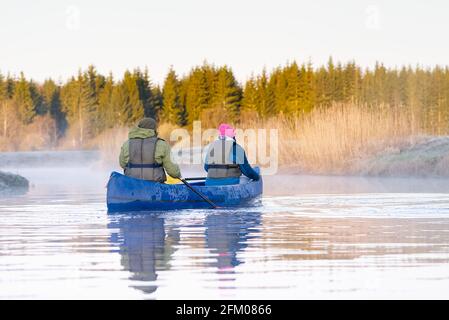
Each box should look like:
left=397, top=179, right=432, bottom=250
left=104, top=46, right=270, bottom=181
left=137, top=117, right=157, bottom=130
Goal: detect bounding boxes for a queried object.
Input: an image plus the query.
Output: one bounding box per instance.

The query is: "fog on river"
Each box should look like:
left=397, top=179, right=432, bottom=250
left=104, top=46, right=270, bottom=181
left=1, top=151, right=449, bottom=299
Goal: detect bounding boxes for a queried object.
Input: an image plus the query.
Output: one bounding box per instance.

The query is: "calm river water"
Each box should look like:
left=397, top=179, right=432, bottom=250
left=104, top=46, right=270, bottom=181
left=1, top=151, right=449, bottom=299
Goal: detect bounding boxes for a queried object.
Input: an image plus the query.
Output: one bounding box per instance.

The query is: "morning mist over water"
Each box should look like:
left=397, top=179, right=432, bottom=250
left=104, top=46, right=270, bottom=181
left=2, top=0, right=449, bottom=302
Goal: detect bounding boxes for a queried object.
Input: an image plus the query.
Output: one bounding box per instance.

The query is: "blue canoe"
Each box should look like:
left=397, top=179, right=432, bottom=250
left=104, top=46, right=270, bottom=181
left=106, top=171, right=263, bottom=212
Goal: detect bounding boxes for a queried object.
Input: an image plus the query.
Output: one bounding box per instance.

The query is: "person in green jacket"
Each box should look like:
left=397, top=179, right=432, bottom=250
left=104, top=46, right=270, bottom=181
left=119, top=117, right=181, bottom=182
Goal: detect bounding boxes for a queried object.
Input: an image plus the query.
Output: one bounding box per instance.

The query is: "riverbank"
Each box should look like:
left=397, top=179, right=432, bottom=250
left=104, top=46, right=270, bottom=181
left=281, top=135, right=449, bottom=178
left=352, top=136, right=449, bottom=177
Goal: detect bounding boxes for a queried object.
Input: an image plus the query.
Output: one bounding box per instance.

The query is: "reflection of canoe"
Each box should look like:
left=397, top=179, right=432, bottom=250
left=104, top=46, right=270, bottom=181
left=106, top=171, right=263, bottom=212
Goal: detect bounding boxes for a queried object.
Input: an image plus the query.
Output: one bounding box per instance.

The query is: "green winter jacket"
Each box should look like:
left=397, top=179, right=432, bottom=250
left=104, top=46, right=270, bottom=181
left=119, top=127, right=181, bottom=179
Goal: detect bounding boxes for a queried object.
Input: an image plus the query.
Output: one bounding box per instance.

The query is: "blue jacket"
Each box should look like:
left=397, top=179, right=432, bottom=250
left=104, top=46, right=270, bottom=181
left=204, top=139, right=260, bottom=185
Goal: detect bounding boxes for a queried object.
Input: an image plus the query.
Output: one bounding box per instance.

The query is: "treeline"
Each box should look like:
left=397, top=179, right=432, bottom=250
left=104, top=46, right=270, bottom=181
left=1, top=59, right=449, bottom=151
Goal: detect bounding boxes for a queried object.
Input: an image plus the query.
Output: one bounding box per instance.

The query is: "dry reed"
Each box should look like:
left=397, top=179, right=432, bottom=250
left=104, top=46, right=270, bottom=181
left=97, top=103, right=434, bottom=175
left=94, top=122, right=180, bottom=165
left=239, top=103, right=425, bottom=174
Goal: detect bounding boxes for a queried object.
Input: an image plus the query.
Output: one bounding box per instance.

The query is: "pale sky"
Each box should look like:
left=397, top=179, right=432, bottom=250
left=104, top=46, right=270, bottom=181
left=0, top=0, right=448, bottom=84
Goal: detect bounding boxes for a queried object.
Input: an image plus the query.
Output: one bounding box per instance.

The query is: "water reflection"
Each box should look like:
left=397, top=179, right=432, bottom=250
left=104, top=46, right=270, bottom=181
left=205, top=211, right=261, bottom=271
left=109, top=210, right=261, bottom=295
left=4, top=152, right=449, bottom=299
left=108, top=214, right=179, bottom=294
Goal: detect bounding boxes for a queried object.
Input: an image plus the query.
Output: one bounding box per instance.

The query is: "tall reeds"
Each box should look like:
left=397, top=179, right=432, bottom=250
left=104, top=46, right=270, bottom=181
left=96, top=103, right=433, bottom=174
left=223, top=103, right=427, bottom=174
left=275, top=103, right=423, bottom=173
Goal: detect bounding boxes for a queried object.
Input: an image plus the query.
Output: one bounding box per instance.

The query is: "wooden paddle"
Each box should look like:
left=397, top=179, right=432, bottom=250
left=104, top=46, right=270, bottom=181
left=181, top=178, right=217, bottom=209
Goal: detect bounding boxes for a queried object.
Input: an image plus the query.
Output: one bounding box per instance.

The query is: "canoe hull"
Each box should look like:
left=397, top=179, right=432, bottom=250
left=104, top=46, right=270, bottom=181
left=106, top=172, right=263, bottom=212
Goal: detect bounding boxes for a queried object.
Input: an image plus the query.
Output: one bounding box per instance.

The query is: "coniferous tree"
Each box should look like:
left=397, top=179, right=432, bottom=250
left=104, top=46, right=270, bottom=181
left=136, top=68, right=156, bottom=118
left=60, top=71, right=97, bottom=146
left=314, top=66, right=326, bottom=106
left=266, top=70, right=280, bottom=116
left=202, top=63, right=218, bottom=106
left=85, top=66, right=103, bottom=136
left=296, top=62, right=316, bottom=113
left=0, top=73, right=9, bottom=137
left=185, top=67, right=209, bottom=124
left=151, top=85, right=163, bottom=119
left=5, top=74, right=15, bottom=99
left=333, top=62, right=345, bottom=102
left=285, top=62, right=301, bottom=115
left=212, top=66, right=242, bottom=121
left=42, top=79, right=65, bottom=137
left=0, top=73, right=6, bottom=101
left=255, top=70, right=270, bottom=117
left=29, top=81, right=45, bottom=115
left=113, top=71, right=144, bottom=126
left=177, top=79, right=189, bottom=126
left=241, top=76, right=258, bottom=113
left=97, top=73, right=114, bottom=130
left=162, top=68, right=182, bottom=124
left=323, top=57, right=336, bottom=104
left=13, top=72, right=36, bottom=124
left=343, top=61, right=361, bottom=103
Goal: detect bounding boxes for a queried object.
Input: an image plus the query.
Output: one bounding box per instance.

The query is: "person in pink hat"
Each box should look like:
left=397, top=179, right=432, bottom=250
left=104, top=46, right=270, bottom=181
left=204, top=123, right=260, bottom=186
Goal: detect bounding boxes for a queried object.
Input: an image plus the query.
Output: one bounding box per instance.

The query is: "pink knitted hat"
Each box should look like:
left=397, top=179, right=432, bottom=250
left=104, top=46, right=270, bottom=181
left=218, top=123, right=236, bottom=138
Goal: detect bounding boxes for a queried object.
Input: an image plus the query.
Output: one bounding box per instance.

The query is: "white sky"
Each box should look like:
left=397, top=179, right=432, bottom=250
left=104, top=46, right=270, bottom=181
left=0, top=0, right=448, bottom=84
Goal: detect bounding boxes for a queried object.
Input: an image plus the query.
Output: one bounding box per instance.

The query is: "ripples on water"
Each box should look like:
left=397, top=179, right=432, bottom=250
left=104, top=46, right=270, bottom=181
left=1, top=160, right=449, bottom=299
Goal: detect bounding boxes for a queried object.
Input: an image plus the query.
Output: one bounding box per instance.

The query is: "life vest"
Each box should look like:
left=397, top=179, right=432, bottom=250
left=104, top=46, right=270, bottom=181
left=124, top=137, right=166, bottom=182
left=206, top=138, right=242, bottom=179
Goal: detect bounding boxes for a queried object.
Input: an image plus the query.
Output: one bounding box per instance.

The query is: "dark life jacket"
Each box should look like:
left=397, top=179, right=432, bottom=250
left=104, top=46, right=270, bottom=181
left=206, top=138, right=242, bottom=179
left=124, top=137, right=166, bottom=182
